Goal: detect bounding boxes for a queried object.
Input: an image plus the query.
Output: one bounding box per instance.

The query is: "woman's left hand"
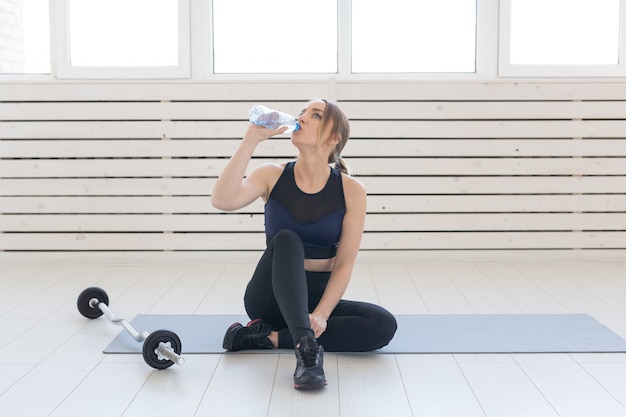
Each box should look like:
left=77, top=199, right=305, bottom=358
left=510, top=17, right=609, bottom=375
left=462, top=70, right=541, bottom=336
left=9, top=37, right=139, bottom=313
left=309, top=313, right=328, bottom=339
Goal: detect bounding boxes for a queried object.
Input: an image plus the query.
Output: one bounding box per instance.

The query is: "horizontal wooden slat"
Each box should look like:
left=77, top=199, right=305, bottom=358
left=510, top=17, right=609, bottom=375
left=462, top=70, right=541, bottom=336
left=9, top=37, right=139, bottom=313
left=3, top=213, right=625, bottom=232
left=0, top=158, right=270, bottom=178
left=3, top=194, right=625, bottom=214
left=2, top=120, right=626, bottom=139
left=2, top=176, right=624, bottom=196
left=1, top=232, right=624, bottom=250
left=4, top=100, right=626, bottom=121
left=365, top=213, right=626, bottom=231
left=351, top=158, right=626, bottom=175
left=3, top=81, right=625, bottom=102
left=366, top=194, right=626, bottom=213
left=351, top=120, right=626, bottom=139
left=0, top=196, right=239, bottom=213
left=337, top=81, right=626, bottom=101
left=342, top=101, right=626, bottom=120
left=0, top=214, right=253, bottom=232
left=0, top=120, right=243, bottom=139
left=0, top=139, right=250, bottom=158
left=0, top=81, right=330, bottom=101
left=2, top=157, right=626, bottom=178
left=3, top=139, right=626, bottom=158
left=358, top=176, right=626, bottom=195
left=363, top=232, right=626, bottom=250
left=351, top=138, right=626, bottom=157
left=0, top=102, right=258, bottom=121
left=0, top=178, right=213, bottom=196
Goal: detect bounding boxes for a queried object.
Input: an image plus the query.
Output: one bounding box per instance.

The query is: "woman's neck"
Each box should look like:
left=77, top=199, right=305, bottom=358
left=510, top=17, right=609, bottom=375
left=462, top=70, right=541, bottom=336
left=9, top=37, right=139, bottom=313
left=293, top=157, right=330, bottom=193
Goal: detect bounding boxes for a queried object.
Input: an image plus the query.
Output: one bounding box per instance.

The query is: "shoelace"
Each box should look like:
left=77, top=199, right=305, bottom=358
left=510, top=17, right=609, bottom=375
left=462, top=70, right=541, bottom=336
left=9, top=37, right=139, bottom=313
left=299, top=346, right=318, bottom=368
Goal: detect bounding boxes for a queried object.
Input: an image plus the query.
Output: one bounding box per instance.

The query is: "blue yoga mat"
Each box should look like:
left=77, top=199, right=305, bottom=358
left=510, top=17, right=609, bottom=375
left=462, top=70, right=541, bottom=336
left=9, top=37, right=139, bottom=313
left=103, top=314, right=626, bottom=354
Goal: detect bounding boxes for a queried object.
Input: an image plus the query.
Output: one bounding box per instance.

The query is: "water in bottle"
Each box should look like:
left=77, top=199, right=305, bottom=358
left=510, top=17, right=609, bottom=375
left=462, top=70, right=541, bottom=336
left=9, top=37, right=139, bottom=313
left=248, top=105, right=300, bottom=132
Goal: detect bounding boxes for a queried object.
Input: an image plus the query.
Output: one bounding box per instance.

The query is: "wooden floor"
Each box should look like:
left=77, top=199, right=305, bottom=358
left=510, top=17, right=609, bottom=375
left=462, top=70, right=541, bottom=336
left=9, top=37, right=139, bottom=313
left=1, top=251, right=626, bottom=417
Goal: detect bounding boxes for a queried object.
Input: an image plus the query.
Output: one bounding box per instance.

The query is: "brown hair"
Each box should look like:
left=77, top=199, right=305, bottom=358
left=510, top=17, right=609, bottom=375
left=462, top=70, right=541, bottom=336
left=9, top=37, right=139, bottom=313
left=317, top=99, right=352, bottom=175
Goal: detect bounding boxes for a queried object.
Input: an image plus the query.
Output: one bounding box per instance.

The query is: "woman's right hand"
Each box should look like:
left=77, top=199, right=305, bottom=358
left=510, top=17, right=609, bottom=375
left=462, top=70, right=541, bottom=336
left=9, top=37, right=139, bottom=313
left=243, top=124, right=289, bottom=145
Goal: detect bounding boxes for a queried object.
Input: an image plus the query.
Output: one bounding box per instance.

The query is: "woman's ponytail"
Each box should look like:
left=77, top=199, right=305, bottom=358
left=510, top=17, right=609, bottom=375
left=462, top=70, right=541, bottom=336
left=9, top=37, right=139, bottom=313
left=330, top=153, right=352, bottom=176
left=320, top=99, right=353, bottom=176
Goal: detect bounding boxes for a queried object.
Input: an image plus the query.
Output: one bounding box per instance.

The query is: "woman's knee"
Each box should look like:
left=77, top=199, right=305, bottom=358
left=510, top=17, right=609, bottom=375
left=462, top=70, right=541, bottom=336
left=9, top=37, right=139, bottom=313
left=332, top=301, right=398, bottom=351
left=269, top=229, right=304, bottom=258
left=370, top=306, right=398, bottom=349
left=272, top=229, right=302, bottom=247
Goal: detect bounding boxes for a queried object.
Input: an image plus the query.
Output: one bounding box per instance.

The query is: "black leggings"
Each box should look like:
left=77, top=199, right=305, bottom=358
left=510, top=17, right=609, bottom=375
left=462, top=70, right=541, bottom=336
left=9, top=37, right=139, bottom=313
left=244, top=229, right=397, bottom=352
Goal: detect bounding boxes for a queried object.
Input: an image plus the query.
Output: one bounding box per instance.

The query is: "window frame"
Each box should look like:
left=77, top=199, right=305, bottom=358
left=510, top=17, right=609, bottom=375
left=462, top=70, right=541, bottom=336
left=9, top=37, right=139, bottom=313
left=498, top=0, right=626, bottom=77
left=53, top=0, right=191, bottom=79
left=3, top=0, right=626, bottom=80
left=202, top=0, right=493, bottom=81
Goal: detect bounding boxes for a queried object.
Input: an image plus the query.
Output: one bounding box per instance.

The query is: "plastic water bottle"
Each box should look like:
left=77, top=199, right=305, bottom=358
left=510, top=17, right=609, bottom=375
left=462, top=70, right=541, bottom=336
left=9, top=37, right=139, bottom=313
left=248, top=105, right=300, bottom=133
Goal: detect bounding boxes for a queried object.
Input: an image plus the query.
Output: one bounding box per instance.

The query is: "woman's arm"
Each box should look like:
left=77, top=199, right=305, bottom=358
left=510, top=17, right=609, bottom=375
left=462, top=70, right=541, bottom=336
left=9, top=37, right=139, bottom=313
left=309, top=175, right=367, bottom=337
left=211, top=124, right=287, bottom=211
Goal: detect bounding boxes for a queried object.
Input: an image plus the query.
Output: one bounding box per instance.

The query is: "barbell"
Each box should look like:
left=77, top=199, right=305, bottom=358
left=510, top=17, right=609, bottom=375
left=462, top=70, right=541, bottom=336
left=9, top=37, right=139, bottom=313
left=77, top=287, right=184, bottom=369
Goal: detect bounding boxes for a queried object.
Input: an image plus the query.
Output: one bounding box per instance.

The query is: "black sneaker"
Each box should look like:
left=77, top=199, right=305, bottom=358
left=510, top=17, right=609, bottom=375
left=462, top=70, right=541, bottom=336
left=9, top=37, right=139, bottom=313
left=222, top=319, right=274, bottom=351
left=293, top=336, right=327, bottom=390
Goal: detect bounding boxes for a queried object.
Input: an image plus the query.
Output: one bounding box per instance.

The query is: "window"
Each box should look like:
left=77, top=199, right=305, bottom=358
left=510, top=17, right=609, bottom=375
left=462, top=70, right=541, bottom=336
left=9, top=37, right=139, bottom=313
left=500, top=0, right=626, bottom=76
left=2, top=0, right=626, bottom=79
left=351, top=0, right=477, bottom=73
left=55, top=0, right=190, bottom=78
left=0, top=0, right=50, bottom=74
left=68, top=0, right=179, bottom=66
left=212, top=0, right=337, bottom=73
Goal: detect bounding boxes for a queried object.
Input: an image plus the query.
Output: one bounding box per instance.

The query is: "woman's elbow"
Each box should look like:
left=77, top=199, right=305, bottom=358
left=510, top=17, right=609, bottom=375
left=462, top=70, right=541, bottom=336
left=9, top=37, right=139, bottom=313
left=211, top=195, right=234, bottom=211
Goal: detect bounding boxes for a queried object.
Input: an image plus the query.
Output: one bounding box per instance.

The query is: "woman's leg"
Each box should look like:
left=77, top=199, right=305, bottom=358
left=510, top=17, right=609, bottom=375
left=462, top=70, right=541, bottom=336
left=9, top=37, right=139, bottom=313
left=276, top=299, right=397, bottom=352
left=317, top=300, right=397, bottom=352
left=274, top=269, right=398, bottom=352
left=244, top=230, right=325, bottom=389
left=244, top=229, right=315, bottom=345
left=242, top=244, right=286, bottom=330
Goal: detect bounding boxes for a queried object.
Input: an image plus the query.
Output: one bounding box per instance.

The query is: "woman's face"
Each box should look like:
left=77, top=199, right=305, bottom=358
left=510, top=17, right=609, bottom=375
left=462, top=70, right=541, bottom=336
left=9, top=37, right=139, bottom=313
left=296, top=100, right=326, bottom=134
left=292, top=100, right=334, bottom=151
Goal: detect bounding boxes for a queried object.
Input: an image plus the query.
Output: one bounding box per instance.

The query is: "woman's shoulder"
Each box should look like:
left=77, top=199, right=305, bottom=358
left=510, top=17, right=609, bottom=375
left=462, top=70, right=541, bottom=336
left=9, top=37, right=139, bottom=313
left=253, top=161, right=287, bottom=177
left=251, top=162, right=289, bottom=192
left=340, top=173, right=366, bottom=199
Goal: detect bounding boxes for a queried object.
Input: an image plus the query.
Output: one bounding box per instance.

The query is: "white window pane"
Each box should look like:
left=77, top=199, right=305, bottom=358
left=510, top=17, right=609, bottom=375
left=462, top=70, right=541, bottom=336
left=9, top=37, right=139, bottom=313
left=510, top=0, right=620, bottom=65
left=352, top=0, right=476, bottom=73
left=0, top=0, right=50, bottom=74
left=213, top=0, right=337, bottom=73
left=68, top=0, right=179, bottom=67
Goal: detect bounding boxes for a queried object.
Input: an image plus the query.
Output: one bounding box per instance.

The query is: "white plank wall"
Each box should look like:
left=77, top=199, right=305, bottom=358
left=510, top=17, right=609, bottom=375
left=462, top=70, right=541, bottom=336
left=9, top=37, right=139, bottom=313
left=1, top=80, right=625, bottom=251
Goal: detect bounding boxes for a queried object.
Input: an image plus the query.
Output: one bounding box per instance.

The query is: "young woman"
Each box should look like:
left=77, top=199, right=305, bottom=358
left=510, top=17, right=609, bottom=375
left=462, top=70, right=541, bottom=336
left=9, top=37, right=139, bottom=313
left=211, top=99, right=397, bottom=390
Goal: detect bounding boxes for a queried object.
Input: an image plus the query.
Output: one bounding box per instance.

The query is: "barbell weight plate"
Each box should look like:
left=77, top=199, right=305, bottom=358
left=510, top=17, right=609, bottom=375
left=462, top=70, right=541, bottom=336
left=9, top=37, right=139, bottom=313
left=142, top=329, right=182, bottom=370
left=77, top=287, right=109, bottom=319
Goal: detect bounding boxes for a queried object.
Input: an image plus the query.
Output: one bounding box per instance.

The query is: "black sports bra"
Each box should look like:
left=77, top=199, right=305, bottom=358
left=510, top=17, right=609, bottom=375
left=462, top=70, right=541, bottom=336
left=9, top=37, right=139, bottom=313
left=264, top=162, right=346, bottom=259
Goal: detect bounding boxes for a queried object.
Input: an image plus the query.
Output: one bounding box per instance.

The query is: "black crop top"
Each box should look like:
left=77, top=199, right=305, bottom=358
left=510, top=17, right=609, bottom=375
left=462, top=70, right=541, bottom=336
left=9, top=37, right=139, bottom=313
left=265, top=161, right=346, bottom=259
